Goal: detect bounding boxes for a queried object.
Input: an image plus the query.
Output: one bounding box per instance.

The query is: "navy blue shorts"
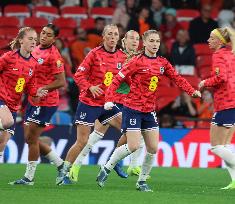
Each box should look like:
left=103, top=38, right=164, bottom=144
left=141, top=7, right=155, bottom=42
left=74, top=102, right=121, bottom=126
left=0, top=100, right=17, bottom=135
left=211, top=108, right=235, bottom=127
left=25, top=104, right=57, bottom=126
left=121, top=106, right=159, bottom=133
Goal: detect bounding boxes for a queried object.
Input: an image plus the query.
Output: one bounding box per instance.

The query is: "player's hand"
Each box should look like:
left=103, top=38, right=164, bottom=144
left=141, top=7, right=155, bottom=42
left=89, top=85, right=104, bottom=98
left=104, top=102, right=115, bottom=110
left=36, top=87, right=48, bottom=97
left=198, top=80, right=205, bottom=90
left=191, top=90, right=201, bottom=98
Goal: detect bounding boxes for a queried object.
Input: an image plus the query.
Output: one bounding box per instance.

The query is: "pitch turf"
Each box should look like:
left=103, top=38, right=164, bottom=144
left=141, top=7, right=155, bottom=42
left=0, top=164, right=234, bottom=204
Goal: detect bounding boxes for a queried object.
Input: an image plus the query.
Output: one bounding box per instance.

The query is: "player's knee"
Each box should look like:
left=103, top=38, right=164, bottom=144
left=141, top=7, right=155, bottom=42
left=0, top=116, right=14, bottom=129
left=76, top=137, right=89, bottom=148
left=146, top=145, right=158, bottom=154
left=25, top=135, right=38, bottom=145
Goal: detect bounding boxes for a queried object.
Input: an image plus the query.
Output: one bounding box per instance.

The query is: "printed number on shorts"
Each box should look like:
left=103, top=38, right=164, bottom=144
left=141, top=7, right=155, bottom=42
left=149, top=76, right=158, bottom=92
left=104, top=72, right=113, bottom=86
left=15, top=77, right=25, bottom=93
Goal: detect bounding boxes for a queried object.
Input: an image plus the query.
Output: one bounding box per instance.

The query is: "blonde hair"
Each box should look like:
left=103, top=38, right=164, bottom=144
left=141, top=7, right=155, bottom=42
left=102, top=24, right=118, bottom=37
left=142, top=29, right=159, bottom=41
left=9, top=27, right=36, bottom=50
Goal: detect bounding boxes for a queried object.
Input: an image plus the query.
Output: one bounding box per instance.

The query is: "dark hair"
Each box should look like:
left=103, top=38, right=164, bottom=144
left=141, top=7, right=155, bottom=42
left=9, top=27, right=36, bottom=50
left=44, top=23, right=60, bottom=37
left=95, top=17, right=105, bottom=23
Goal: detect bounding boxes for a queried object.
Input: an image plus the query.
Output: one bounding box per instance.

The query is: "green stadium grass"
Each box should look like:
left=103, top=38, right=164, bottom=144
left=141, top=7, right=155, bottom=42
left=0, top=164, right=234, bottom=204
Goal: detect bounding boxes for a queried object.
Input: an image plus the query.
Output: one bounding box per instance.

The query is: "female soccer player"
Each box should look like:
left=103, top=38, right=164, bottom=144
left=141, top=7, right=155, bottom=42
left=199, top=27, right=235, bottom=190
left=97, top=29, right=201, bottom=192
left=68, top=30, right=144, bottom=182
left=10, top=24, right=66, bottom=185
left=0, top=27, right=47, bottom=163
left=58, top=24, right=128, bottom=185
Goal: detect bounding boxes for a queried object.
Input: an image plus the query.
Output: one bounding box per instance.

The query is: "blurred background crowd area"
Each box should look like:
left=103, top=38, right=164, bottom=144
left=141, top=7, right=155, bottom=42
left=0, top=0, right=232, bottom=128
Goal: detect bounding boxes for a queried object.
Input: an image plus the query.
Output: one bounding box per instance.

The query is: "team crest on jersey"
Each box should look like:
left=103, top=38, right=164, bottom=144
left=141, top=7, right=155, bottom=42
left=38, top=58, right=44, bottom=64
left=215, top=67, right=220, bottom=75
left=130, top=119, right=136, bottom=126
left=117, top=63, right=122, bottom=70
left=160, top=67, right=165, bottom=74
left=80, top=112, right=86, bottom=119
left=56, top=60, right=63, bottom=68
left=29, top=68, right=33, bottom=76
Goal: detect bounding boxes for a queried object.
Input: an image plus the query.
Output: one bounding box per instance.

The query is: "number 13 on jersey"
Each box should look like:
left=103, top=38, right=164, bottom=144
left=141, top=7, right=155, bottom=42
left=15, top=77, right=25, bottom=93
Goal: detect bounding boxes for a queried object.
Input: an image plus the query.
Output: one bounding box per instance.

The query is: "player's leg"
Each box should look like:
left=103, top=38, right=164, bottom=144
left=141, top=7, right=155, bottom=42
left=0, top=131, right=11, bottom=162
left=0, top=103, right=14, bottom=130
left=70, top=120, right=109, bottom=182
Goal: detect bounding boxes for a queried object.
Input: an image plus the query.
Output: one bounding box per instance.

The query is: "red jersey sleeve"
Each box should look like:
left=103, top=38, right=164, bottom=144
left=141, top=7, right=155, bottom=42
left=49, top=49, right=65, bottom=75
left=164, top=59, right=195, bottom=96
left=106, top=58, right=137, bottom=102
left=204, top=53, right=227, bottom=87
left=73, top=50, right=95, bottom=91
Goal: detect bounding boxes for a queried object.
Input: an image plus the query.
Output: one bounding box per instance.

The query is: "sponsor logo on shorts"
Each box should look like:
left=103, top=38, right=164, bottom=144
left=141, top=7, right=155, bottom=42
left=130, top=119, right=136, bottom=125
left=80, top=112, right=86, bottom=119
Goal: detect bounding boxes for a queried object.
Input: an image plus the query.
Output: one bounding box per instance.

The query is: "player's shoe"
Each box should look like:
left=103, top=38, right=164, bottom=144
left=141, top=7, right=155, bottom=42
left=136, top=181, right=153, bottom=192
left=127, top=166, right=141, bottom=176
left=8, top=177, right=34, bottom=186
left=96, top=165, right=109, bottom=187
left=69, top=164, right=81, bottom=182
left=59, top=175, right=73, bottom=185
left=113, top=162, right=128, bottom=178
left=56, top=165, right=67, bottom=185
left=221, top=181, right=235, bottom=190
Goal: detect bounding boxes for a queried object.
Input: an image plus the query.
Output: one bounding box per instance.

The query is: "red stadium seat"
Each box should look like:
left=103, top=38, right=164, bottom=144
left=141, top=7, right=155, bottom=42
left=4, top=5, right=30, bottom=26
left=58, top=28, right=76, bottom=44
left=80, top=18, right=95, bottom=30
left=61, top=6, right=88, bottom=24
left=53, top=17, right=77, bottom=29
left=176, top=9, right=200, bottom=22
left=196, top=55, right=212, bottom=67
left=0, top=39, right=9, bottom=49
left=32, top=6, right=59, bottom=22
left=0, top=16, right=20, bottom=28
left=24, top=17, right=48, bottom=33
left=90, top=7, right=114, bottom=23
left=193, top=43, right=212, bottom=56
left=178, top=21, right=190, bottom=30
left=183, top=75, right=200, bottom=89
left=157, top=87, right=181, bottom=110
left=0, top=27, right=18, bottom=40
left=198, top=65, right=211, bottom=79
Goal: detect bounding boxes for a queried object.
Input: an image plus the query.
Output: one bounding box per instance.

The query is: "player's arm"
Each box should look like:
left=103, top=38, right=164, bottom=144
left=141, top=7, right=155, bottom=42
left=41, top=72, right=66, bottom=92
left=199, top=54, right=227, bottom=89
left=164, top=59, right=200, bottom=97
left=73, top=50, right=94, bottom=91
left=0, top=52, right=10, bottom=72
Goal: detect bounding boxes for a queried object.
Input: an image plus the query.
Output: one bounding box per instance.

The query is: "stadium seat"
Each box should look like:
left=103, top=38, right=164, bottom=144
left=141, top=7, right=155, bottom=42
left=198, top=65, right=211, bottom=79
left=0, top=27, right=18, bottom=40
left=90, top=7, right=114, bottom=23
left=24, top=17, right=48, bottom=33
left=61, top=6, right=88, bottom=25
left=0, top=16, right=20, bottom=28
left=53, top=17, right=77, bottom=29
left=58, top=28, right=76, bottom=43
left=157, top=87, right=181, bottom=110
left=176, top=9, right=200, bottom=22
left=50, top=111, right=72, bottom=125
left=32, top=6, right=59, bottom=22
left=4, top=4, right=30, bottom=26
left=193, top=43, right=212, bottom=56
left=80, top=18, right=95, bottom=30
left=165, top=38, right=175, bottom=53
left=196, top=55, right=212, bottom=67
left=0, top=39, right=9, bottom=49
left=182, top=75, right=200, bottom=89
left=178, top=21, right=190, bottom=30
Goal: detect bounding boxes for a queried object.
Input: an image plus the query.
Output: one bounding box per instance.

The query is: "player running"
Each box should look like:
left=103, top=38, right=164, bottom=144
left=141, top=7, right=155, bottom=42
left=97, top=30, right=201, bottom=192
left=0, top=27, right=47, bottom=164
left=199, top=27, right=235, bottom=190
left=68, top=30, right=145, bottom=183
left=9, top=24, right=66, bottom=185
